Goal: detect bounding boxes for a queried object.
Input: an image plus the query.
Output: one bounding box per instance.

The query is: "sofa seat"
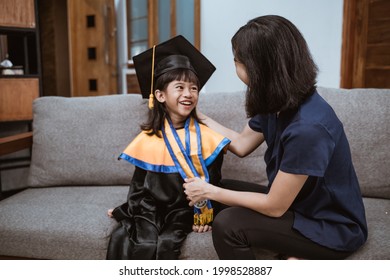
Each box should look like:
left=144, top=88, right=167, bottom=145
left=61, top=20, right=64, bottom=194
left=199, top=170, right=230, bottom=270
left=1, top=187, right=388, bottom=260
left=0, top=186, right=128, bottom=259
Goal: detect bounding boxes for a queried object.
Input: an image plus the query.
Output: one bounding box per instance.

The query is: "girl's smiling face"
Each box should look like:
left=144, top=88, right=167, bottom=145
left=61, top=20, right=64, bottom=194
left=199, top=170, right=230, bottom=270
left=155, top=79, right=199, bottom=128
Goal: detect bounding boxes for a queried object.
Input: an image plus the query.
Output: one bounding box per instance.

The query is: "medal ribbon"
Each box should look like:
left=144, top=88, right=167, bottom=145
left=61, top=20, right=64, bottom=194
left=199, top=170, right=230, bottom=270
left=162, top=117, right=213, bottom=225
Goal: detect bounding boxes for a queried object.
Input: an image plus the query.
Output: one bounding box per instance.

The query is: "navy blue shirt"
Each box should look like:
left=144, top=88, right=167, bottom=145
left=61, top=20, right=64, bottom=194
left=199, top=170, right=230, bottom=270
left=249, top=91, right=367, bottom=251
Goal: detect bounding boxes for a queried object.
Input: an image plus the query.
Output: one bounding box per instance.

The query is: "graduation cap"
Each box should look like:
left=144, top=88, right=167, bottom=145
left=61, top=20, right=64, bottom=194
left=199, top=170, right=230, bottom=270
left=132, top=35, right=216, bottom=108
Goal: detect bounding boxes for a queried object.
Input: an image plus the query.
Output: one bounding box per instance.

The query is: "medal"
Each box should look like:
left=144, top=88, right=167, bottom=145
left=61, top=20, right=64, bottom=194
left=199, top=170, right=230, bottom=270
left=162, top=117, right=213, bottom=226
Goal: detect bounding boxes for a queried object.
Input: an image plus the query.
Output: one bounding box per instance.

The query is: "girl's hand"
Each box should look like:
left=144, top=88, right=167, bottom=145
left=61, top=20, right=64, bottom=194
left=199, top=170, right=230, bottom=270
left=183, top=177, right=212, bottom=206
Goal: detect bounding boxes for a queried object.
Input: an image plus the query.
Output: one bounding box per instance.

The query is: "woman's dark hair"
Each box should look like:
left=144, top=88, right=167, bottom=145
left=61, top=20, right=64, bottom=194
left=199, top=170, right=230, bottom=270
left=231, top=15, right=318, bottom=116
left=141, top=68, right=201, bottom=136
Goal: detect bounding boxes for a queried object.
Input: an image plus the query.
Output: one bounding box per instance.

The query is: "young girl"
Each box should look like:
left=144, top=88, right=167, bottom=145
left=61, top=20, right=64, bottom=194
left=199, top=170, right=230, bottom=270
left=183, top=15, right=368, bottom=260
left=106, top=36, right=230, bottom=260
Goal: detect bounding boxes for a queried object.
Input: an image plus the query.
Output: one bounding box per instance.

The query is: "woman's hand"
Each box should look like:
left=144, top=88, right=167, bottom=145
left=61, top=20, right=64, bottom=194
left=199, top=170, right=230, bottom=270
left=196, top=111, right=207, bottom=122
left=183, top=177, right=214, bottom=206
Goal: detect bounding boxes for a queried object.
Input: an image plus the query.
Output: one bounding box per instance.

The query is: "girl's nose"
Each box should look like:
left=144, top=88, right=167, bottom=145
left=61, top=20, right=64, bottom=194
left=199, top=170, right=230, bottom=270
left=183, top=87, right=193, bottom=97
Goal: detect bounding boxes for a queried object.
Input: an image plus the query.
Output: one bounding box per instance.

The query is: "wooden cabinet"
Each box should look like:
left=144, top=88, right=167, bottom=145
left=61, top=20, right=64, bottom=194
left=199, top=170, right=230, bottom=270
left=0, top=0, right=40, bottom=195
left=0, top=78, right=39, bottom=121
left=0, top=0, right=41, bottom=123
left=0, top=0, right=36, bottom=28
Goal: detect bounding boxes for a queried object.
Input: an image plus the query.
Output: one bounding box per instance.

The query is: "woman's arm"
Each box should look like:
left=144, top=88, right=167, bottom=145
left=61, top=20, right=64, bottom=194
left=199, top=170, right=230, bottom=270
left=183, top=170, right=308, bottom=217
left=199, top=112, right=264, bottom=157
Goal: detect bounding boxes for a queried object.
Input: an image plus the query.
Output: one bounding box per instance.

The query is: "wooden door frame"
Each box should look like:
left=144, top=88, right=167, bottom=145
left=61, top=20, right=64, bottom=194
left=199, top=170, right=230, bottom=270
left=148, top=0, right=200, bottom=48
left=126, top=0, right=200, bottom=93
left=340, top=0, right=368, bottom=88
left=67, top=0, right=117, bottom=96
left=127, top=0, right=200, bottom=51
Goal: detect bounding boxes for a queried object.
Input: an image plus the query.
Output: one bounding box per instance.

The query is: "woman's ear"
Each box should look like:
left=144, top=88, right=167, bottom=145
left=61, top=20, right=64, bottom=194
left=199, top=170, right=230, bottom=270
left=155, top=89, right=165, bottom=103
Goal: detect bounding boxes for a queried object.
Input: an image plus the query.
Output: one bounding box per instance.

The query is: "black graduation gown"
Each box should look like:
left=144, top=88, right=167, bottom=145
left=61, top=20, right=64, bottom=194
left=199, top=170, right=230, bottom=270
left=106, top=152, right=224, bottom=260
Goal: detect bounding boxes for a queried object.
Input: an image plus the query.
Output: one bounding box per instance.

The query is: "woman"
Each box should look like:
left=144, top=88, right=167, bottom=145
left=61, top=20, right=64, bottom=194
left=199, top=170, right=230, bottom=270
left=183, top=15, right=367, bottom=260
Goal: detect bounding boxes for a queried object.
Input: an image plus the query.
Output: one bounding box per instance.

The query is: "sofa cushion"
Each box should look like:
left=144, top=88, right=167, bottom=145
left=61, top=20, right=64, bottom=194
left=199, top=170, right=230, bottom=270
left=346, top=197, right=390, bottom=259
left=1, top=188, right=387, bottom=260
left=29, top=92, right=268, bottom=188
left=0, top=186, right=129, bottom=259
left=317, top=87, right=390, bottom=199
left=28, top=95, right=148, bottom=187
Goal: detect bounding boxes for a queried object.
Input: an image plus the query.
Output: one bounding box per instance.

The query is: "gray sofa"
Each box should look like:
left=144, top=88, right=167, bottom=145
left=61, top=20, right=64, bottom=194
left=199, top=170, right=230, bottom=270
left=0, top=87, right=389, bottom=260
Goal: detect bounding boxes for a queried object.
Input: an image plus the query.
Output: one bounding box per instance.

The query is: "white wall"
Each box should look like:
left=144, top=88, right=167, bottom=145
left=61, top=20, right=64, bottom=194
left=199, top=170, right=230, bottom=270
left=200, top=0, right=344, bottom=93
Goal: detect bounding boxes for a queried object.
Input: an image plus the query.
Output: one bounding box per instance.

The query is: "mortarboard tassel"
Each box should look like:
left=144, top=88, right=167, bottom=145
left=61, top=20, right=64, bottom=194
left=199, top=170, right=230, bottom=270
left=148, top=93, right=154, bottom=109
left=148, top=45, right=156, bottom=109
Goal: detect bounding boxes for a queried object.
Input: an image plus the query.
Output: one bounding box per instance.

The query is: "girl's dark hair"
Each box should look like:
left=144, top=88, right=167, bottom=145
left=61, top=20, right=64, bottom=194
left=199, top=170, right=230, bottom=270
left=141, top=68, right=201, bottom=136
left=231, top=15, right=318, bottom=116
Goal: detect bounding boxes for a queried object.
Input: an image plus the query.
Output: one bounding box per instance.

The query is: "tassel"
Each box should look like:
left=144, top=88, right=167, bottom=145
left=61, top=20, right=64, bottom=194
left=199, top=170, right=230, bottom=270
left=149, top=45, right=156, bottom=110
left=148, top=93, right=154, bottom=109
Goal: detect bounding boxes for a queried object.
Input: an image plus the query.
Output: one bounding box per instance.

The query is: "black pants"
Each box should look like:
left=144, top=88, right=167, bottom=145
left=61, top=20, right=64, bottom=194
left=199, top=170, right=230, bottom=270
left=212, top=179, right=352, bottom=260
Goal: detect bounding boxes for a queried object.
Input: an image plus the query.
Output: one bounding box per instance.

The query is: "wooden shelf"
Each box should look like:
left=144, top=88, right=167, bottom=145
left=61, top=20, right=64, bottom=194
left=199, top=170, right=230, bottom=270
left=0, top=132, right=33, bottom=156
left=0, top=75, right=40, bottom=79
left=0, top=26, right=36, bottom=33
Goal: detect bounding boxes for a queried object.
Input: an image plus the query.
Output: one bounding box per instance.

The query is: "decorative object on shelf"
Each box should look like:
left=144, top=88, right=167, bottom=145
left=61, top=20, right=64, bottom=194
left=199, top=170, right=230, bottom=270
left=0, top=54, right=24, bottom=75
left=0, top=54, right=12, bottom=67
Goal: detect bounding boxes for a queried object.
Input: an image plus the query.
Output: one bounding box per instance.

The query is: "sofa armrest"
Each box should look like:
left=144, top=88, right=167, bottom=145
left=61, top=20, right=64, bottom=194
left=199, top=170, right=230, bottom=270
left=0, top=132, right=33, bottom=156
